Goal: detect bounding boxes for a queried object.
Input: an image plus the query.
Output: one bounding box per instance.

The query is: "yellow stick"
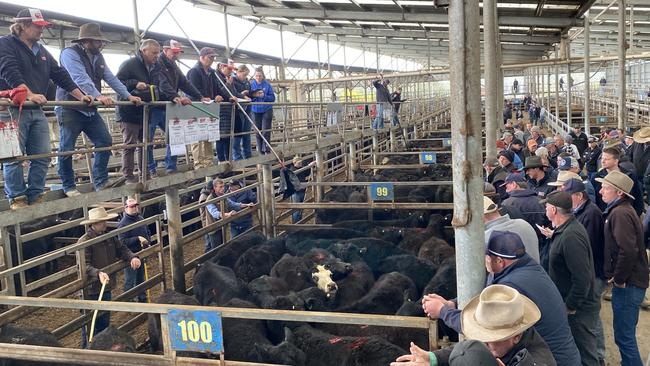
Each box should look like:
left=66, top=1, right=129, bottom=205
left=88, top=280, right=107, bottom=343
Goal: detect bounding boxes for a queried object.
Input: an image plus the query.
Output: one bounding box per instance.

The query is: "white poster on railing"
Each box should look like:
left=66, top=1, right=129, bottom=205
left=196, top=117, right=209, bottom=141
left=168, top=118, right=187, bottom=156
left=0, top=119, right=21, bottom=159
left=206, top=117, right=220, bottom=142
left=184, top=118, right=201, bottom=144
left=327, top=103, right=342, bottom=126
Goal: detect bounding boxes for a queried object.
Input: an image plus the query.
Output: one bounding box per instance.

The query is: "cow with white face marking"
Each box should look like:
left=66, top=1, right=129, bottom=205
left=311, top=264, right=338, bottom=299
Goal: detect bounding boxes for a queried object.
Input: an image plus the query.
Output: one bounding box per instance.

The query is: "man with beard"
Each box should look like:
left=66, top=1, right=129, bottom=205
left=56, top=23, right=142, bottom=195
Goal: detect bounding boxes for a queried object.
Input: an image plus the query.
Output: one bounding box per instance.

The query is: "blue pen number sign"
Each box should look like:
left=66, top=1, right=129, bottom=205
left=370, top=183, right=394, bottom=201
left=167, top=309, right=224, bottom=353
left=420, top=152, right=437, bottom=164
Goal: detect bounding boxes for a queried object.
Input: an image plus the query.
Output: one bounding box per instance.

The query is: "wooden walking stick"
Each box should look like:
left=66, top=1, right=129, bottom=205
left=88, top=280, right=107, bottom=344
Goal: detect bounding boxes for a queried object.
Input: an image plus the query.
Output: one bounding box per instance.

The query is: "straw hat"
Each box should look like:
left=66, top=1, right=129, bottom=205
left=549, top=170, right=581, bottom=186
left=596, top=170, right=635, bottom=199
left=633, top=127, right=650, bottom=144
left=81, top=207, right=118, bottom=225
left=72, top=23, right=110, bottom=43
left=462, top=285, right=541, bottom=343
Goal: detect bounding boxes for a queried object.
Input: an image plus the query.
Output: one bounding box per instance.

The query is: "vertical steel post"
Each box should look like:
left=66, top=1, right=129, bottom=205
left=565, top=37, right=572, bottom=129
left=314, top=150, right=324, bottom=203
left=555, top=45, right=560, bottom=121
left=326, top=35, right=332, bottom=79
left=261, top=164, right=275, bottom=238
left=448, top=0, right=485, bottom=308
left=131, top=0, right=141, bottom=53
left=584, top=11, right=591, bottom=134
left=349, top=142, right=357, bottom=182
left=618, top=0, right=627, bottom=130
left=495, top=4, right=503, bottom=126
left=316, top=35, right=323, bottom=102
left=483, top=0, right=497, bottom=159
left=629, top=5, right=634, bottom=53
left=279, top=25, right=287, bottom=102
left=375, top=37, right=380, bottom=73
left=165, top=187, right=185, bottom=293
left=223, top=7, right=231, bottom=58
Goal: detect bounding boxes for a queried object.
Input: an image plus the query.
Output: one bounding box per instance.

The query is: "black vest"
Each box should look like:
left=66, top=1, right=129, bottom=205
left=56, top=43, right=106, bottom=110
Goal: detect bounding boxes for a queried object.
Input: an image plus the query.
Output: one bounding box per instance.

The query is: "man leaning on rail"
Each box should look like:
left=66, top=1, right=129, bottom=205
left=56, top=23, right=142, bottom=196
left=0, top=8, right=92, bottom=210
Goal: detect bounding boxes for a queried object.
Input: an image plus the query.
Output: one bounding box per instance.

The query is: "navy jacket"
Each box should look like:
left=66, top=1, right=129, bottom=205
left=0, top=35, right=77, bottom=103
left=227, top=185, right=257, bottom=227
left=115, top=51, right=162, bottom=123
left=527, top=172, right=555, bottom=199
left=186, top=62, right=217, bottom=100
left=574, top=200, right=606, bottom=280
left=157, top=52, right=202, bottom=102
left=502, top=189, right=548, bottom=228
left=626, top=142, right=650, bottom=178
left=117, top=212, right=151, bottom=253
left=372, top=79, right=392, bottom=104
left=439, top=254, right=581, bottom=366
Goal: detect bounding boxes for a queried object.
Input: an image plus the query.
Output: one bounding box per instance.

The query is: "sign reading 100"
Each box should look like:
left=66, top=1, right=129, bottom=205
left=166, top=309, right=224, bottom=353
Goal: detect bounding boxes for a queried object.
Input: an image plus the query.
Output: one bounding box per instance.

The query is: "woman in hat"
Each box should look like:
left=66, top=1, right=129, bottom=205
left=77, top=207, right=141, bottom=347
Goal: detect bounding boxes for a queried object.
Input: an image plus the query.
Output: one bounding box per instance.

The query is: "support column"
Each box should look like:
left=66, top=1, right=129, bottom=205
left=131, top=0, right=141, bottom=53
left=314, top=150, right=324, bottom=203
left=223, top=8, right=231, bottom=58
left=349, top=142, right=357, bottom=182
left=618, top=0, right=627, bottom=130
left=584, top=11, right=591, bottom=134
left=565, top=36, right=572, bottom=128
left=316, top=35, right=323, bottom=102
left=261, top=164, right=275, bottom=238
left=495, top=4, right=504, bottom=128
left=165, top=187, right=185, bottom=293
left=375, top=37, right=380, bottom=73
left=484, top=0, right=497, bottom=159
left=448, top=0, right=485, bottom=308
left=278, top=25, right=287, bottom=102
left=555, top=45, right=560, bottom=121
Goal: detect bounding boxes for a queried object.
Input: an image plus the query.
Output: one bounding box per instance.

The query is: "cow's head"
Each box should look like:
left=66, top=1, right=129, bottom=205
left=311, top=264, right=337, bottom=298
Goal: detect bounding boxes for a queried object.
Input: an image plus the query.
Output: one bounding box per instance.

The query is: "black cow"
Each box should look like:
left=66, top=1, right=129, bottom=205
left=423, top=257, right=457, bottom=300
left=148, top=290, right=200, bottom=353
left=0, top=324, right=64, bottom=366
left=88, top=325, right=136, bottom=353
left=378, top=254, right=436, bottom=294
left=212, top=231, right=267, bottom=268
left=193, top=261, right=245, bottom=306
left=337, top=272, right=417, bottom=315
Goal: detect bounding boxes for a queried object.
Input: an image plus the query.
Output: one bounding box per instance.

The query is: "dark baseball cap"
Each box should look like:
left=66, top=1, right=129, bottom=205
left=563, top=178, right=586, bottom=194
left=199, top=47, right=217, bottom=57
left=449, top=340, right=498, bottom=366
left=497, top=150, right=515, bottom=163
left=558, top=156, right=578, bottom=171
left=486, top=230, right=526, bottom=259
left=541, top=190, right=572, bottom=210
left=500, top=173, right=526, bottom=187
left=511, top=138, right=524, bottom=146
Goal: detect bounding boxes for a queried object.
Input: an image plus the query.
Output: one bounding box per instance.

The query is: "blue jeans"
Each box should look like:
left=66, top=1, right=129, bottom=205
left=232, top=112, right=252, bottom=160
left=204, top=230, right=223, bottom=253
left=612, top=285, right=645, bottom=366
left=147, top=108, right=177, bottom=173
left=2, top=108, right=50, bottom=203
left=292, top=190, right=306, bottom=223
left=391, top=108, right=400, bottom=126
left=372, top=103, right=385, bottom=130
left=253, top=109, right=273, bottom=154
left=81, top=290, right=112, bottom=349
left=230, top=222, right=251, bottom=239
left=593, top=278, right=608, bottom=362
left=57, top=109, right=112, bottom=191
left=216, top=139, right=231, bottom=162
left=123, top=264, right=146, bottom=303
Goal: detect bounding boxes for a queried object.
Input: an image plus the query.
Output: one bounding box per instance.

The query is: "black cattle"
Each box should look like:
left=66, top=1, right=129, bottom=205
left=247, top=275, right=290, bottom=308
left=298, top=286, right=335, bottom=311
left=270, top=254, right=311, bottom=292
left=290, top=325, right=405, bottom=366
left=148, top=290, right=200, bottom=353
left=8, top=216, right=60, bottom=285
left=334, top=261, right=375, bottom=309
left=331, top=238, right=405, bottom=273
left=337, top=272, right=417, bottom=315
left=258, top=237, right=287, bottom=262
left=88, top=325, right=136, bottom=353
left=0, top=324, right=64, bottom=366
left=286, top=238, right=339, bottom=257
left=418, top=237, right=455, bottom=267
left=302, top=248, right=352, bottom=281
left=212, top=231, right=267, bottom=268
left=234, top=246, right=275, bottom=283
left=193, top=261, right=245, bottom=305
left=423, top=257, right=457, bottom=300
left=284, top=228, right=364, bottom=251
left=378, top=254, right=436, bottom=294
left=398, top=214, right=448, bottom=254
left=222, top=299, right=306, bottom=365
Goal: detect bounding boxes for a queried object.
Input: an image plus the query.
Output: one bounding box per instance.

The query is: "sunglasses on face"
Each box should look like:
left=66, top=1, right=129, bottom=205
left=126, top=204, right=140, bottom=208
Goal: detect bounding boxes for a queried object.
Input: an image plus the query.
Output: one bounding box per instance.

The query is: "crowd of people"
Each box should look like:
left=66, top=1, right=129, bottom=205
left=372, top=73, right=407, bottom=130
left=0, top=9, right=276, bottom=209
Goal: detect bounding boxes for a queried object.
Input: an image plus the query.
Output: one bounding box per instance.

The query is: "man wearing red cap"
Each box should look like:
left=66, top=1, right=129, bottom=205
left=0, top=8, right=91, bottom=209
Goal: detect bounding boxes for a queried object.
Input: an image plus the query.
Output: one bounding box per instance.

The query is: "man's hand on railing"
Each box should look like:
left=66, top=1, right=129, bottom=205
left=127, top=95, right=142, bottom=105
left=135, top=82, right=148, bottom=90
left=172, top=96, right=192, bottom=106
left=95, top=95, right=114, bottom=107
left=81, top=95, right=94, bottom=106
left=200, top=97, right=212, bottom=103
left=26, top=92, right=47, bottom=105
left=215, top=95, right=224, bottom=103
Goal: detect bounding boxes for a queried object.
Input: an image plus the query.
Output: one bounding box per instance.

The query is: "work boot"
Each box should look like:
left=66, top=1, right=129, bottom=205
left=642, top=295, right=650, bottom=310
left=65, top=189, right=82, bottom=198
left=30, top=194, right=45, bottom=205
left=9, top=196, right=28, bottom=210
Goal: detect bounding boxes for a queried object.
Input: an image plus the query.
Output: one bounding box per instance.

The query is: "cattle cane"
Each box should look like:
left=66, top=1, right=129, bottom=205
left=88, top=280, right=107, bottom=343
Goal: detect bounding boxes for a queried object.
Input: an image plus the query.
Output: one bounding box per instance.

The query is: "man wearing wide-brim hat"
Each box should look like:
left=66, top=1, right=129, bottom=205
left=77, top=207, right=141, bottom=347
left=56, top=23, right=142, bottom=196
left=523, top=156, right=554, bottom=199
left=627, top=126, right=650, bottom=204
left=397, top=285, right=555, bottom=366
left=597, top=170, right=649, bottom=365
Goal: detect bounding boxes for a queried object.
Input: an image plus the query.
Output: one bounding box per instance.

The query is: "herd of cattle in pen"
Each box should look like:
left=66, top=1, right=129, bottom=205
left=0, top=134, right=459, bottom=365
